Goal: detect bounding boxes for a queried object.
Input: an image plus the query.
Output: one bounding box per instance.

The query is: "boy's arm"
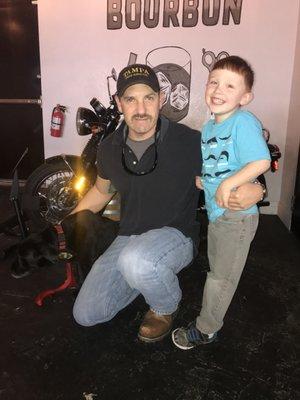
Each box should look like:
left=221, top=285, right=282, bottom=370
left=215, top=159, right=270, bottom=208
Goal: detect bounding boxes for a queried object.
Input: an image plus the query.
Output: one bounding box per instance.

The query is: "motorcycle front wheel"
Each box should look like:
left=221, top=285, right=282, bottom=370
left=23, top=159, right=94, bottom=229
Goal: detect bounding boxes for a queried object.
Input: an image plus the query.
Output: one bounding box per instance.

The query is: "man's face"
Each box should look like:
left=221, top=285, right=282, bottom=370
left=205, top=68, right=253, bottom=123
left=116, top=84, right=163, bottom=141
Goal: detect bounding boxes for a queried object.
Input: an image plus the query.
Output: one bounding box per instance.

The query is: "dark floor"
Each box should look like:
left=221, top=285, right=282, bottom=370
left=0, top=186, right=299, bottom=400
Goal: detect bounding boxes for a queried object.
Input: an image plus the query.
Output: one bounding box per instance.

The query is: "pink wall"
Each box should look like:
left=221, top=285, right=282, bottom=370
left=278, top=3, right=300, bottom=227
left=37, top=0, right=300, bottom=218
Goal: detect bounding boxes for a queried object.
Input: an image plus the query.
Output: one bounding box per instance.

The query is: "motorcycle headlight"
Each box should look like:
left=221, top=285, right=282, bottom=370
left=76, top=107, right=100, bottom=136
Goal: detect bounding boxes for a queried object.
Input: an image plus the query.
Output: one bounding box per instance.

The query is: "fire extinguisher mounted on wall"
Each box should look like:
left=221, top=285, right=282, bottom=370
left=50, top=104, right=67, bottom=137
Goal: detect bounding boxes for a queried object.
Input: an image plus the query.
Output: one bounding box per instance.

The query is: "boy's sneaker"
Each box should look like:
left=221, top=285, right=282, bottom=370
left=172, top=322, right=217, bottom=350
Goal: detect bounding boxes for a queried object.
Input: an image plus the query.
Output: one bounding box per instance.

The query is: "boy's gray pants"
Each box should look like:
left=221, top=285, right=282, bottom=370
left=196, top=210, right=259, bottom=334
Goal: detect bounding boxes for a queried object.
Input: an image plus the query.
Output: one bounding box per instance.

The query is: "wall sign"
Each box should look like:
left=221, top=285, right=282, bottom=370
left=107, top=0, right=243, bottom=30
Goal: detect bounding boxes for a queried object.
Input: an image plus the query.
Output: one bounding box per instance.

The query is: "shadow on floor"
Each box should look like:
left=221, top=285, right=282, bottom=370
left=0, top=185, right=299, bottom=400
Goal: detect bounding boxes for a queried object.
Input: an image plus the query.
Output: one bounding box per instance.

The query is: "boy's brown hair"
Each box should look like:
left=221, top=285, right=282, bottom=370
left=212, top=55, right=254, bottom=91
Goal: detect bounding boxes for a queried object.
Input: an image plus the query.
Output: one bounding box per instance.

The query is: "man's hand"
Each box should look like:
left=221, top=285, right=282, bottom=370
left=228, top=182, right=264, bottom=210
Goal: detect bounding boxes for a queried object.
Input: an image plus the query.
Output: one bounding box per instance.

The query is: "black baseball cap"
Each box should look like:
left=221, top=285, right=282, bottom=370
left=117, top=64, right=160, bottom=97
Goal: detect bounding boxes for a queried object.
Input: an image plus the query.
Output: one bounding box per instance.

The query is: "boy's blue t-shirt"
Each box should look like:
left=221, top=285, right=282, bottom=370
left=201, top=109, right=270, bottom=222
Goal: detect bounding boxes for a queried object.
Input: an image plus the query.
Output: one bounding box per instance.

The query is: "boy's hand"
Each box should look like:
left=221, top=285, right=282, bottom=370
left=215, top=180, right=234, bottom=208
left=195, top=176, right=203, bottom=189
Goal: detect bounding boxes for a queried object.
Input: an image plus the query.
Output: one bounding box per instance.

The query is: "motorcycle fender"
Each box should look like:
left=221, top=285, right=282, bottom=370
left=45, top=154, right=81, bottom=165
left=44, top=154, right=96, bottom=179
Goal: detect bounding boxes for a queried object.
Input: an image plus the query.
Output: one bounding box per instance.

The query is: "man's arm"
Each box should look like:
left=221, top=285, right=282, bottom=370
left=228, top=181, right=265, bottom=210
left=71, top=176, right=115, bottom=215
left=215, top=159, right=270, bottom=208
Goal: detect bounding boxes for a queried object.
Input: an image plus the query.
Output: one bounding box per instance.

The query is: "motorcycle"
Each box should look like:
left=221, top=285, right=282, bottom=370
left=23, top=69, right=121, bottom=229
left=23, top=71, right=281, bottom=229
left=258, top=128, right=281, bottom=206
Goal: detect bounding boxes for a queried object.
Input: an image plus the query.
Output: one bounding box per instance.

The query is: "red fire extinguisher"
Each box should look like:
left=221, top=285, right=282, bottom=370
left=50, top=104, right=67, bottom=137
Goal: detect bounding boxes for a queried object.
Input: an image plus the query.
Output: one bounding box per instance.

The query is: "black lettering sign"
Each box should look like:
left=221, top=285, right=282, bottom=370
left=182, top=0, right=199, bottom=28
left=126, top=0, right=142, bottom=29
left=163, top=0, right=180, bottom=27
left=107, top=0, right=122, bottom=30
left=202, top=0, right=220, bottom=26
left=144, top=0, right=160, bottom=28
left=223, top=0, right=243, bottom=25
left=106, top=0, right=243, bottom=29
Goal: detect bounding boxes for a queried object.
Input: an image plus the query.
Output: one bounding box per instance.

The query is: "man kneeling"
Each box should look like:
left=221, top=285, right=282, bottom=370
left=71, top=64, right=263, bottom=342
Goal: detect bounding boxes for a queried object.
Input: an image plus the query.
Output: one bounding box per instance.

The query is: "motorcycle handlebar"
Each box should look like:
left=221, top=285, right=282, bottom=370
left=267, top=144, right=281, bottom=161
left=90, top=98, right=107, bottom=118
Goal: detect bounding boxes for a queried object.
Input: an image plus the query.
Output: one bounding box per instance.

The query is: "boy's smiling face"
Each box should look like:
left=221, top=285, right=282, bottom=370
left=205, top=68, right=253, bottom=123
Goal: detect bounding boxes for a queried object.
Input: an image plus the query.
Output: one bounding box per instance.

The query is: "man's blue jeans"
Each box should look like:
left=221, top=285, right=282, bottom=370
left=73, top=227, right=193, bottom=326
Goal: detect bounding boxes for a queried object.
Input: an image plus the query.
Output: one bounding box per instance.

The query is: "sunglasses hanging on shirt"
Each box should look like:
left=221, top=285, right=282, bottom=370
left=121, top=119, right=160, bottom=176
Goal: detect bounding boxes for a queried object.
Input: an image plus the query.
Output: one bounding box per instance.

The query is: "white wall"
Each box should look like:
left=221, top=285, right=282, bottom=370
left=278, top=4, right=300, bottom=228
left=37, top=0, right=300, bottom=216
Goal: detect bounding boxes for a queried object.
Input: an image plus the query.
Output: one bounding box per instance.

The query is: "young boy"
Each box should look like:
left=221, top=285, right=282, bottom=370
left=172, top=56, right=270, bottom=350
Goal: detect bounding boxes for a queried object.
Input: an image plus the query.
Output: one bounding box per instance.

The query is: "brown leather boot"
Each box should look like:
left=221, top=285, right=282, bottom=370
left=138, top=309, right=176, bottom=343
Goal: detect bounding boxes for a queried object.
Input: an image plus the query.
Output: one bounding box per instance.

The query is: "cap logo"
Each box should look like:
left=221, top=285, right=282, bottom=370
left=123, top=66, right=150, bottom=80
left=117, top=63, right=159, bottom=96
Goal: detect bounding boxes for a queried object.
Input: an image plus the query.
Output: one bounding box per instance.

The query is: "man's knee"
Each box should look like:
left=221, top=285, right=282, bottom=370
left=118, top=247, right=153, bottom=288
left=72, top=297, right=113, bottom=327
left=73, top=303, right=93, bottom=327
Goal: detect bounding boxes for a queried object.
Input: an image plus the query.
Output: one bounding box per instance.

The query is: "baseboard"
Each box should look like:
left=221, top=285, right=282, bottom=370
left=260, top=201, right=278, bottom=215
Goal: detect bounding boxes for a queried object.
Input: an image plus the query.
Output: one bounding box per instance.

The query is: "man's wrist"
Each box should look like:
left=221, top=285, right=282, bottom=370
left=253, top=180, right=267, bottom=201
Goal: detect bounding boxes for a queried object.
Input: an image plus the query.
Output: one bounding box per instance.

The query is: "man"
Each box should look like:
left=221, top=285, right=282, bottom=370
left=71, top=64, right=264, bottom=343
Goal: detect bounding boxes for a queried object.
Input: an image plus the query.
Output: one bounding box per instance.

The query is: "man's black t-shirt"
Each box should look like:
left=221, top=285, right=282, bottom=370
left=97, top=116, right=202, bottom=245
